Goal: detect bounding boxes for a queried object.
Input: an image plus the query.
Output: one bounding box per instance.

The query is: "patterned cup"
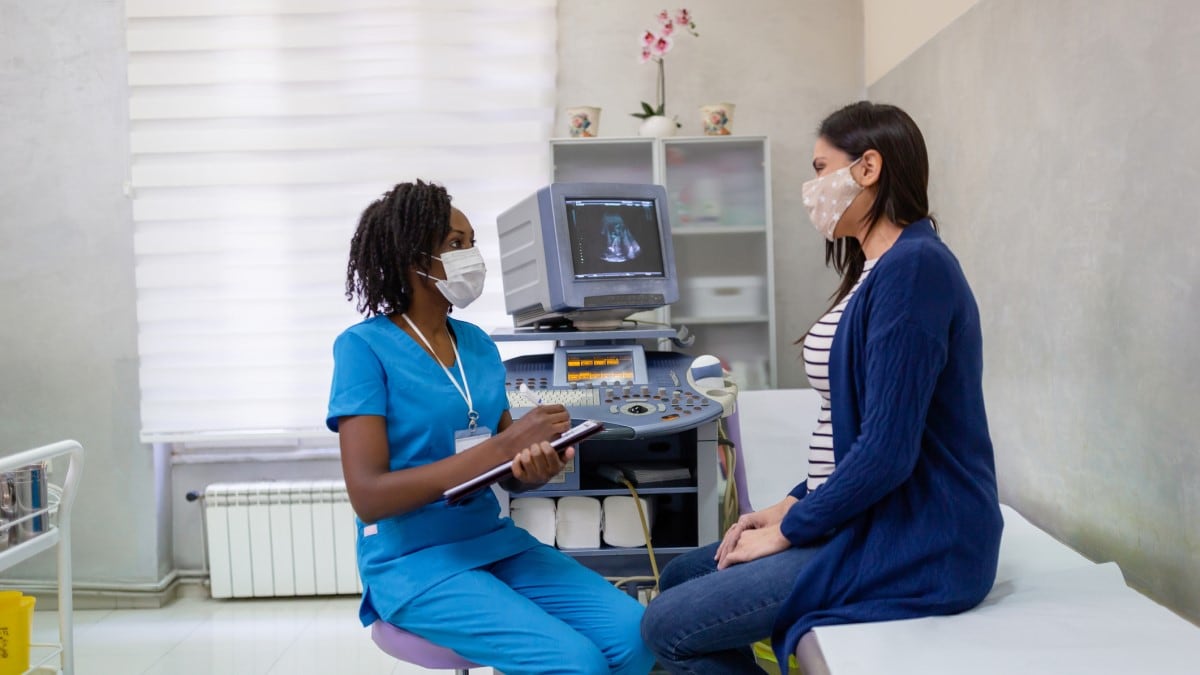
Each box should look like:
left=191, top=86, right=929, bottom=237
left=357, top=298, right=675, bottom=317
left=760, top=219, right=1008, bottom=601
left=566, top=106, right=601, bottom=138
left=700, top=103, right=735, bottom=136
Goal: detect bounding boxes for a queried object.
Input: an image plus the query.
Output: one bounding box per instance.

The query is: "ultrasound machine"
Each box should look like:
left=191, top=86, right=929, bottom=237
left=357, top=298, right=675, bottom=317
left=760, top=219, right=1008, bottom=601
left=494, top=183, right=727, bottom=568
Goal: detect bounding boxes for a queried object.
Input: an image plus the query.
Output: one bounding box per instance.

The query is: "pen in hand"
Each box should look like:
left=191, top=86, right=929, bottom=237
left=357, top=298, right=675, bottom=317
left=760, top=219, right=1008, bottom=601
left=518, top=382, right=543, bottom=407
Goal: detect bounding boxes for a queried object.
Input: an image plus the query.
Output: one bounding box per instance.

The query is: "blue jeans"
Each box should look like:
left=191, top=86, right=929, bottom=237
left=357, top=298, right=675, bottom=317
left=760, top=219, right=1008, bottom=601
left=640, top=541, right=820, bottom=674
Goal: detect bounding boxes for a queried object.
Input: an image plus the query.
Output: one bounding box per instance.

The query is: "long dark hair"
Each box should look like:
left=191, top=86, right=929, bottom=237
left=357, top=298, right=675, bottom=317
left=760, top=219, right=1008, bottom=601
left=819, top=101, right=935, bottom=308
left=345, top=180, right=452, bottom=316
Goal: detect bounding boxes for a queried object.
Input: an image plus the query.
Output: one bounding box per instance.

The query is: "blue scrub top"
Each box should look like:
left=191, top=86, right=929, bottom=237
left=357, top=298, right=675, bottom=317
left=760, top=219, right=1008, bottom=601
left=326, top=314, right=539, bottom=625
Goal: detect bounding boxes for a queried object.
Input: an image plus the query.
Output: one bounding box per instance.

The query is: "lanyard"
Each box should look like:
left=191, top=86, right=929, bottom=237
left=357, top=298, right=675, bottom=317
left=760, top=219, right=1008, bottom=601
left=401, top=314, right=479, bottom=430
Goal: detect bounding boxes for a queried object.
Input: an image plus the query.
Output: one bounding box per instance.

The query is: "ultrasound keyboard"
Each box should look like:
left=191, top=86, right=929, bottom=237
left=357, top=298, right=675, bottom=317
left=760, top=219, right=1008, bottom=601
left=503, top=348, right=722, bottom=439
left=506, top=389, right=602, bottom=408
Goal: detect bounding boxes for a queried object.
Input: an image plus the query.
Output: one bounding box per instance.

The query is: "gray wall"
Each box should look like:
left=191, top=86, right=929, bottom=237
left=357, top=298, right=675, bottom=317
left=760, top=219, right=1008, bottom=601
left=0, top=1, right=168, bottom=586
left=870, top=0, right=1200, bottom=622
left=556, top=0, right=864, bottom=388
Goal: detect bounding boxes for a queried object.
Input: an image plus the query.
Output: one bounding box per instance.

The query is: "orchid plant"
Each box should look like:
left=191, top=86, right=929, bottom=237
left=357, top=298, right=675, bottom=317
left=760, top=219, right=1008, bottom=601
left=631, top=8, right=699, bottom=125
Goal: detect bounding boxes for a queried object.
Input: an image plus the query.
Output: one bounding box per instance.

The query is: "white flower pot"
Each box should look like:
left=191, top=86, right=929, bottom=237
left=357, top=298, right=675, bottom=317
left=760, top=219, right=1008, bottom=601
left=638, top=115, right=678, bottom=138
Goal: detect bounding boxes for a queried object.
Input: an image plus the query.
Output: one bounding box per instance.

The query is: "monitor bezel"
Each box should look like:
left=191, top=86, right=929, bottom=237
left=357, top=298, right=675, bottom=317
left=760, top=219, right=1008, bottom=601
left=545, top=182, right=678, bottom=310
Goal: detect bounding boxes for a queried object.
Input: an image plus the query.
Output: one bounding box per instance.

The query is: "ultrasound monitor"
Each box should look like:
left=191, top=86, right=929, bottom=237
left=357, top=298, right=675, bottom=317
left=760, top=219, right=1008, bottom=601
left=497, top=183, right=678, bottom=328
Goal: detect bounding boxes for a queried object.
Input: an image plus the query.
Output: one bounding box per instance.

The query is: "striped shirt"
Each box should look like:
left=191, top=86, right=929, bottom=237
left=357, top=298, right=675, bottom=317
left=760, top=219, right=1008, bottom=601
left=802, top=258, right=878, bottom=492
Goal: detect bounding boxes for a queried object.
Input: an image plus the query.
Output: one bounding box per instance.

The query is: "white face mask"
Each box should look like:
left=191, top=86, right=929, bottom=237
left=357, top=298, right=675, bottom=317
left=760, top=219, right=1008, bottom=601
left=802, top=158, right=863, bottom=241
left=420, top=247, right=486, bottom=309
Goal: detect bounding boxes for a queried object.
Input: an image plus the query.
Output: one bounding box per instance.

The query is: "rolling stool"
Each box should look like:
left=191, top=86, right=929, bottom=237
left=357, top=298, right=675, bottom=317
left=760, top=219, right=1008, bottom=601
left=371, top=620, right=481, bottom=674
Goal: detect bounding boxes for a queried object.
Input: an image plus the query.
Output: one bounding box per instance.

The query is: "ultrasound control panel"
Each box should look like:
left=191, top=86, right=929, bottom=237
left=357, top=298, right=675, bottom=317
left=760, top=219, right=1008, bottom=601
left=504, top=345, right=722, bottom=439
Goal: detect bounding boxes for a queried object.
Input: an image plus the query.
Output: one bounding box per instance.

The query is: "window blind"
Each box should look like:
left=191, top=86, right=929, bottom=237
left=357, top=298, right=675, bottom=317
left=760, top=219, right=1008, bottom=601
left=128, top=0, right=557, bottom=441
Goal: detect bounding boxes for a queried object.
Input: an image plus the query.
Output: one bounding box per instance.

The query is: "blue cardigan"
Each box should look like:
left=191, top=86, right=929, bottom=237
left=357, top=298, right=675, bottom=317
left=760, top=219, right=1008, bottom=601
left=773, top=219, right=1003, bottom=663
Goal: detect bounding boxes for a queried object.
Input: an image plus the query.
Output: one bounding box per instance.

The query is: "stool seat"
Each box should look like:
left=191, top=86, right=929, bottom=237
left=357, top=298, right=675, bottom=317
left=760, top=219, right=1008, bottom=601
left=370, top=620, right=481, bottom=670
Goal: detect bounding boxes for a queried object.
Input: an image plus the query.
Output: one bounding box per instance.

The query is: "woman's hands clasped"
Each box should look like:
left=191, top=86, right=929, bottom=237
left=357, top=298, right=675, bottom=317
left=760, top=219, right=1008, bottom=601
left=714, top=496, right=797, bottom=569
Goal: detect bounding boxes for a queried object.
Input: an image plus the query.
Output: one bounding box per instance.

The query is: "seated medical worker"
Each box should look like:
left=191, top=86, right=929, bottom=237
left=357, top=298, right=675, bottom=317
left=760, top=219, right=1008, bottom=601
left=327, top=179, right=654, bottom=675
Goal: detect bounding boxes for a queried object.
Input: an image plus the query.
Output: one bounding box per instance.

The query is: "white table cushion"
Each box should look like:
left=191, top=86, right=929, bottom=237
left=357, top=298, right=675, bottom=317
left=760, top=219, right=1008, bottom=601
left=992, top=504, right=1096, bottom=585
left=809, top=562, right=1200, bottom=674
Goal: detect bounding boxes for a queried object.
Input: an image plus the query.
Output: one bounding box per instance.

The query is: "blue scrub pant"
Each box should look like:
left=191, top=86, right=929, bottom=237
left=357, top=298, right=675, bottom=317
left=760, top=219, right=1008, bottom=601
left=392, top=544, right=655, bottom=674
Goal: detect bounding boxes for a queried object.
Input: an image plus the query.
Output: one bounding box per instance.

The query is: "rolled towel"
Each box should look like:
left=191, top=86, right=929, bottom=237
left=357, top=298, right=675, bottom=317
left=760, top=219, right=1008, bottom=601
left=509, top=497, right=556, bottom=546
left=602, top=496, right=655, bottom=548
left=555, top=496, right=602, bottom=550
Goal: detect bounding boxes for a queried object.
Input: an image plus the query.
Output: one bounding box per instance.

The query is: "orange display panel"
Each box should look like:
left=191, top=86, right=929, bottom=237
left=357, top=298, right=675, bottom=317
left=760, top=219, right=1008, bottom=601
left=564, top=353, right=636, bottom=382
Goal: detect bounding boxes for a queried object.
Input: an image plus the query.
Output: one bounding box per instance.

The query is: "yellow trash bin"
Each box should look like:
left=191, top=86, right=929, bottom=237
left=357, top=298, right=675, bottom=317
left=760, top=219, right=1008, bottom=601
left=0, top=590, right=36, bottom=675
left=752, top=638, right=800, bottom=675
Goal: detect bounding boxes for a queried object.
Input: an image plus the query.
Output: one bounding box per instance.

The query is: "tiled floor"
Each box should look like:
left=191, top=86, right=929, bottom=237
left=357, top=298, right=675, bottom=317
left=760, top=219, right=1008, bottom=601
left=32, top=594, right=453, bottom=674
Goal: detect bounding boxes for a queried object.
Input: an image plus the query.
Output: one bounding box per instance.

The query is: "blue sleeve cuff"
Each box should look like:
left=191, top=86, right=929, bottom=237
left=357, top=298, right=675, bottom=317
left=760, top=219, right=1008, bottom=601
left=780, top=500, right=834, bottom=546
left=788, top=482, right=809, bottom=501
left=780, top=503, right=809, bottom=545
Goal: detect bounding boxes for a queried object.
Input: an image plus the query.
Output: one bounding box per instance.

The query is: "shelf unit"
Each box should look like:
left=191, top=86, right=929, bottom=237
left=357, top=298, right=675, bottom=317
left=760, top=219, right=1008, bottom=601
left=505, top=417, right=718, bottom=580
left=550, top=135, right=777, bottom=390
left=0, top=440, right=83, bottom=675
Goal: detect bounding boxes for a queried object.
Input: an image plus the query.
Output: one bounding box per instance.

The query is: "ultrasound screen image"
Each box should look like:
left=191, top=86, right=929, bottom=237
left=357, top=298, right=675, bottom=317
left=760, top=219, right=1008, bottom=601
left=565, top=198, right=665, bottom=278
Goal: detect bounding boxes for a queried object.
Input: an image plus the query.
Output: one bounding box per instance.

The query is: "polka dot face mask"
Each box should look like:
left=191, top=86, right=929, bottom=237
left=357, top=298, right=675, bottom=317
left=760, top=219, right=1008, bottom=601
left=802, top=157, right=863, bottom=241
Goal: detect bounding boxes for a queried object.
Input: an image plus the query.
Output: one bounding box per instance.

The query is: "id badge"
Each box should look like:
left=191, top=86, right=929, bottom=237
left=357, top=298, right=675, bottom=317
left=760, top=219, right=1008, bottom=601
left=454, top=426, right=492, bottom=454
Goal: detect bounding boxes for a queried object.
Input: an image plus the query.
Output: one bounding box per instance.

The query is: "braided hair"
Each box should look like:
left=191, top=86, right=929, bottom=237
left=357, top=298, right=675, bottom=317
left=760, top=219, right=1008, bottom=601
left=345, top=180, right=452, bottom=316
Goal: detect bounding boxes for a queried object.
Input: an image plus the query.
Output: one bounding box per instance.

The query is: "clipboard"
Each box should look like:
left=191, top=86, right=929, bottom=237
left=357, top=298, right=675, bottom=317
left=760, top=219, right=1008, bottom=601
left=444, top=419, right=605, bottom=505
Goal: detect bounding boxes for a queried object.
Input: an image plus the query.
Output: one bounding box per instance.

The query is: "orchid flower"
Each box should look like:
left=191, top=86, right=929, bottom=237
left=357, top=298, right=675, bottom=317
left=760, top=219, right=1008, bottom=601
left=632, top=8, right=698, bottom=126
left=651, top=34, right=673, bottom=57
left=675, top=9, right=698, bottom=36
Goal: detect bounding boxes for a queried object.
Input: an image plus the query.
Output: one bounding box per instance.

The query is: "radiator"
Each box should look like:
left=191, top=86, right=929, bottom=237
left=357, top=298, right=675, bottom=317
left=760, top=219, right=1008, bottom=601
left=202, top=481, right=362, bottom=599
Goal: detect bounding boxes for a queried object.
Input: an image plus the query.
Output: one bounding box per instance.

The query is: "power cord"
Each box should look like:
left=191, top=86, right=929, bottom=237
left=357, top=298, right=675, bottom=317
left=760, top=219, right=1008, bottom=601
left=717, top=418, right=740, bottom=536
left=606, top=421, right=739, bottom=600
left=604, top=477, right=662, bottom=604
left=618, top=477, right=660, bottom=588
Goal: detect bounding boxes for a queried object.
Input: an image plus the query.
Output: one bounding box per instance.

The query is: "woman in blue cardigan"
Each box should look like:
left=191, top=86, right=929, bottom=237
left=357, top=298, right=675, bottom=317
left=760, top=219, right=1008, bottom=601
left=641, top=101, right=1003, bottom=672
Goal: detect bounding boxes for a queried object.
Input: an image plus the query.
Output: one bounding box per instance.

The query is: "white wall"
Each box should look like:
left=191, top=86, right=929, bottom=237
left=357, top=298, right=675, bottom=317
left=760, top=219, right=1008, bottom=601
left=2, top=0, right=865, bottom=589
left=556, top=0, right=865, bottom=389
left=0, top=0, right=168, bottom=588
left=869, top=0, right=1200, bottom=623
left=863, top=0, right=982, bottom=84
left=10, top=0, right=1195, bottom=628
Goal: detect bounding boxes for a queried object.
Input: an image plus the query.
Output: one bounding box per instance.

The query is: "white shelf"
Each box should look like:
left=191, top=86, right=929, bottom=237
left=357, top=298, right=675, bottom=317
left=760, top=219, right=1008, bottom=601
left=0, top=527, right=60, bottom=571
left=549, top=135, right=777, bottom=389
left=551, top=136, right=653, bottom=144
left=27, top=642, right=65, bottom=674
left=672, top=315, right=770, bottom=325
left=672, top=225, right=766, bottom=235
left=664, top=134, right=769, bottom=144
left=552, top=135, right=767, bottom=144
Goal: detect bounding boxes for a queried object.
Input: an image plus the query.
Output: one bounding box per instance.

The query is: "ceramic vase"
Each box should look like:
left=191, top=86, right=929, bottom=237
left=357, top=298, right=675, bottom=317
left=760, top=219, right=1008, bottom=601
left=638, top=115, right=677, bottom=138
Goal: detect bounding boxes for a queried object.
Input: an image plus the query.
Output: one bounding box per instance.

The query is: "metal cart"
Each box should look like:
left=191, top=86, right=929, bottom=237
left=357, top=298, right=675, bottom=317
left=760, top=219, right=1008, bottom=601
left=0, top=440, right=84, bottom=675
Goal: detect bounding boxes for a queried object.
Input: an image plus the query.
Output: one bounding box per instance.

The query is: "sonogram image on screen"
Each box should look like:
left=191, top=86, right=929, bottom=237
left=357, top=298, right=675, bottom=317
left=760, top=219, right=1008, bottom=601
left=600, top=213, right=641, bottom=263
left=565, top=199, right=665, bottom=278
